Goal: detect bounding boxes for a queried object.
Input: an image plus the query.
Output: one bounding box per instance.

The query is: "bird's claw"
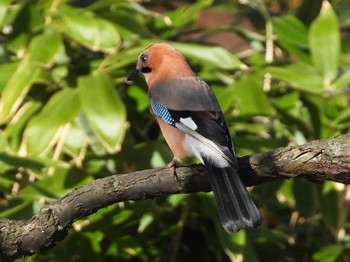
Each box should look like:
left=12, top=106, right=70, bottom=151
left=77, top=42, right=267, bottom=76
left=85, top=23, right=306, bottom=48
left=167, top=158, right=179, bottom=182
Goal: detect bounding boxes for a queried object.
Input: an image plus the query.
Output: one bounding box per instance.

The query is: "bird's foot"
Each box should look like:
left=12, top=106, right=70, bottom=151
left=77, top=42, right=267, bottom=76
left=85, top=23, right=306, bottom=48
left=167, top=158, right=178, bottom=182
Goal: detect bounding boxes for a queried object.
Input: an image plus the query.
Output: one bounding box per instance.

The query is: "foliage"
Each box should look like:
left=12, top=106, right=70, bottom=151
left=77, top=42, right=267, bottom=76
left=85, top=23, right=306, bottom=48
left=0, top=0, right=350, bottom=260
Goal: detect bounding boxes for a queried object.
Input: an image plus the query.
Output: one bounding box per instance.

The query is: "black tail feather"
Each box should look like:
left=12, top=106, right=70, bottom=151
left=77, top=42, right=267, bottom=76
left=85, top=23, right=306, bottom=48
left=202, top=157, right=261, bottom=233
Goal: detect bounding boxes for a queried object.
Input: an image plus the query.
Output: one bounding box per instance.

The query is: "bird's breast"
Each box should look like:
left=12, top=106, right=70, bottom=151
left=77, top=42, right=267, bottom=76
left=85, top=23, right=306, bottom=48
left=156, top=118, right=191, bottom=160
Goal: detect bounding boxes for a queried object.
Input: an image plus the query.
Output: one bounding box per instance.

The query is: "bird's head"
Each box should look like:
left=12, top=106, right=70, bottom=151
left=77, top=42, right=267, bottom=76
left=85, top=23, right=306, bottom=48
left=127, top=43, right=194, bottom=86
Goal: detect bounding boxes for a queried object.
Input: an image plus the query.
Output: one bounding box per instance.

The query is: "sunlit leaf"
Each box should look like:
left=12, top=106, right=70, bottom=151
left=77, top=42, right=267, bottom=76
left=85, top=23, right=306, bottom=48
left=0, top=30, right=62, bottom=124
left=309, top=1, right=340, bottom=84
left=172, top=42, right=245, bottom=70
left=63, top=121, right=86, bottom=158
left=27, top=29, right=63, bottom=65
left=332, top=69, right=350, bottom=89
left=163, top=0, right=213, bottom=28
left=110, top=9, right=154, bottom=38
left=267, top=62, right=324, bottom=92
left=272, top=91, right=300, bottom=115
left=22, top=88, right=80, bottom=155
left=104, top=46, right=144, bottom=72
left=6, top=101, right=42, bottom=151
left=167, top=194, right=188, bottom=208
left=331, top=107, right=350, bottom=128
left=78, top=73, right=127, bottom=153
left=218, top=77, right=275, bottom=116
left=312, top=244, right=344, bottom=262
left=138, top=213, right=154, bottom=233
left=0, top=57, right=40, bottom=124
left=275, top=38, right=311, bottom=64
left=0, top=0, right=11, bottom=27
left=272, top=15, right=308, bottom=48
left=58, top=6, right=120, bottom=54
left=228, top=230, right=246, bottom=253
left=127, top=85, right=149, bottom=111
left=277, top=180, right=295, bottom=205
left=0, top=62, right=19, bottom=93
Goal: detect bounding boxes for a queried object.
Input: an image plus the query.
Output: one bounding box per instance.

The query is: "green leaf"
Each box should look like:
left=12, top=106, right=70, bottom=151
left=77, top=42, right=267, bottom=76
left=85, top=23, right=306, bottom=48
left=23, top=88, right=80, bottom=155
left=171, top=42, right=245, bottom=70
left=331, top=107, right=350, bottom=128
left=332, top=69, right=350, bottom=89
left=164, top=0, right=213, bottom=28
left=309, top=1, right=340, bottom=84
left=0, top=152, right=64, bottom=173
left=218, top=77, right=275, bottom=116
left=77, top=112, right=108, bottom=155
left=0, top=57, right=41, bottom=124
left=63, top=122, right=86, bottom=158
left=0, top=0, right=13, bottom=27
left=275, top=38, right=311, bottom=64
left=138, top=213, right=154, bottom=233
left=0, top=153, right=45, bottom=170
left=167, top=194, right=188, bottom=208
left=58, top=6, right=121, bottom=54
left=6, top=101, right=42, bottom=151
left=108, top=9, right=153, bottom=38
left=78, top=73, right=127, bottom=153
left=104, top=46, right=144, bottom=71
left=0, top=30, right=62, bottom=124
left=312, top=244, right=344, bottom=262
left=0, top=200, right=33, bottom=219
left=272, top=15, right=308, bottom=48
left=277, top=180, right=295, bottom=205
left=127, top=85, right=149, bottom=111
left=27, top=29, right=63, bottom=65
left=16, top=168, right=74, bottom=201
left=267, top=62, right=324, bottom=92
left=0, top=62, right=19, bottom=93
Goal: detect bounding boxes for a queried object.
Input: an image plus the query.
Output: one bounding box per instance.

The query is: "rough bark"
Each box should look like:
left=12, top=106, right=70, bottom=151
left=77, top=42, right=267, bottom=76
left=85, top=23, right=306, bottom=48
left=1, top=134, right=350, bottom=261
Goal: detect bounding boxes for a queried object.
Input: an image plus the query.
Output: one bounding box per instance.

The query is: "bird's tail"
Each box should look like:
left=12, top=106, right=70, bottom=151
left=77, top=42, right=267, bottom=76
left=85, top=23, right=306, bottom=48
left=202, top=157, right=261, bottom=233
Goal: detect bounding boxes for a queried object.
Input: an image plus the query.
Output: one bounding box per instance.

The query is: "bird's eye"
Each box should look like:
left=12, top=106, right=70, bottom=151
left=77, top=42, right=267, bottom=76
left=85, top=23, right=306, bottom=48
left=140, top=54, right=148, bottom=63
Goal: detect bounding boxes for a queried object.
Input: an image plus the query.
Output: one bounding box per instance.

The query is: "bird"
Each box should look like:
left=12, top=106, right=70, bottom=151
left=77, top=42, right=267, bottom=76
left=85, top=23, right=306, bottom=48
left=127, top=43, right=261, bottom=233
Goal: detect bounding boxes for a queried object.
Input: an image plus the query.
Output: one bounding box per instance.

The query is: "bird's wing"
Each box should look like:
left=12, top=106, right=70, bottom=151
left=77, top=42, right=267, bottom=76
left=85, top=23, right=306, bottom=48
left=149, top=77, right=261, bottom=233
left=150, top=76, right=221, bottom=112
left=150, top=99, right=237, bottom=167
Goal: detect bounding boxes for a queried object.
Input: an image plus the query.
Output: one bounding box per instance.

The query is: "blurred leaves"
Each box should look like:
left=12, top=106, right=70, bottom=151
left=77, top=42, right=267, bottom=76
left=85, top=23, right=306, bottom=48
left=22, top=88, right=80, bottom=155
left=0, top=30, right=63, bottom=123
left=0, top=0, right=12, bottom=27
left=0, top=0, right=349, bottom=261
left=267, top=62, right=324, bottom=92
left=78, top=73, right=127, bottom=154
left=172, top=41, right=246, bottom=70
left=272, top=15, right=308, bottom=48
left=58, top=5, right=121, bottom=53
left=309, top=1, right=340, bottom=85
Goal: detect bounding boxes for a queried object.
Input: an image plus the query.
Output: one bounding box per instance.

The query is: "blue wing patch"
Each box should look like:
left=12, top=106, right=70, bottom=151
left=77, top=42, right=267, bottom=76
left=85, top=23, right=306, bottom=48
left=150, top=100, right=176, bottom=126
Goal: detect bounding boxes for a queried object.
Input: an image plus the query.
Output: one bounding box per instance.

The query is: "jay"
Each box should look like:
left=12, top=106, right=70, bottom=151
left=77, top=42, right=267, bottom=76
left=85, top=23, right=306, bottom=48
left=127, top=43, right=261, bottom=233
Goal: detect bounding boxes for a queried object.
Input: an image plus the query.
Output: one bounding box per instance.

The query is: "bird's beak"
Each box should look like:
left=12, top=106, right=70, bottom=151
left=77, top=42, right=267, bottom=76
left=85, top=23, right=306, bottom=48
left=126, top=69, right=141, bottom=83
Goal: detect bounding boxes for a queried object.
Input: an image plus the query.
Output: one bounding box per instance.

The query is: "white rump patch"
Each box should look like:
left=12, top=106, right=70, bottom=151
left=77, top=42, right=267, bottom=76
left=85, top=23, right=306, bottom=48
left=184, top=135, right=230, bottom=168
left=180, top=117, right=197, bottom=130
left=175, top=121, right=233, bottom=168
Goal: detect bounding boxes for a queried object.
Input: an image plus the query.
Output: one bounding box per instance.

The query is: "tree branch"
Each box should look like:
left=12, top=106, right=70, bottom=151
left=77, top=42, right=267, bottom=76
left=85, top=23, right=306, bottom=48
left=1, top=134, right=350, bottom=261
